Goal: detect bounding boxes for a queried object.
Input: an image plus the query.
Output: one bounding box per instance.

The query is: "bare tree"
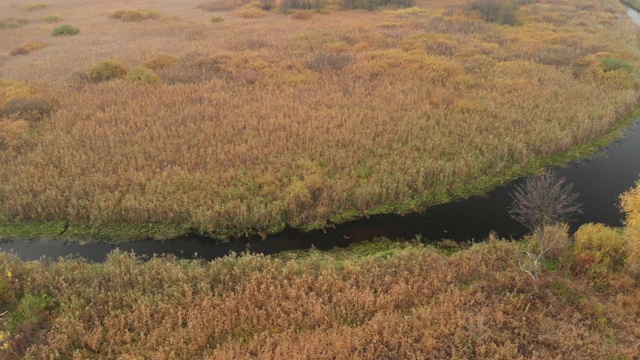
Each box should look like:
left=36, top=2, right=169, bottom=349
left=509, top=171, right=582, bottom=283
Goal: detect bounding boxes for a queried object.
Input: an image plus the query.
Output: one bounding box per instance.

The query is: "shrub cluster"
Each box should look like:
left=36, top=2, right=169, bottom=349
left=306, top=52, right=353, bottom=72
left=20, top=2, right=50, bottom=12
left=291, top=10, right=314, bottom=20
left=197, top=0, right=244, bottom=12
left=0, top=18, right=29, bottom=29
left=234, top=2, right=268, bottom=18
left=111, top=9, right=161, bottom=22
left=88, top=59, right=128, bottom=83
left=0, top=79, right=32, bottom=108
left=41, top=14, right=63, bottom=23
left=51, top=24, right=79, bottom=36
left=574, top=223, right=628, bottom=277
left=1, top=96, right=58, bottom=121
left=126, top=66, right=161, bottom=85
left=621, top=180, right=640, bottom=274
left=141, top=54, right=178, bottom=70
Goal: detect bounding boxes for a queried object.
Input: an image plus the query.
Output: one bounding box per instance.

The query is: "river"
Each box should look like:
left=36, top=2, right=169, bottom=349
left=3, top=10, right=640, bottom=262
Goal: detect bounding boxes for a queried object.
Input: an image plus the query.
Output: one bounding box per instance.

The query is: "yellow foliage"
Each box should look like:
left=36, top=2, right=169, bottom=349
left=234, top=2, right=268, bottom=18
left=0, top=120, right=30, bottom=150
left=111, top=9, right=161, bottom=22
left=621, top=180, right=640, bottom=271
left=0, top=79, right=32, bottom=108
left=142, top=54, right=178, bottom=70
left=574, top=223, right=628, bottom=273
left=20, top=2, right=49, bottom=11
left=383, top=7, right=431, bottom=18
left=126, top=66, right=161, bottom=85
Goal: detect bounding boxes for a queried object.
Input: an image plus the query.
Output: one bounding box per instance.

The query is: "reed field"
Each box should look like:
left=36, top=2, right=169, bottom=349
left=1, top=226, right=640, bottom=358
left=0, top=181, right=639, bottom=358
left=1, top=0, right=640, bottom=239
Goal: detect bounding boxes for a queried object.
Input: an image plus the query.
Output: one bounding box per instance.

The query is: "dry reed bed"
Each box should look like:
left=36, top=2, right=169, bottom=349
left=0, top=240, right=639, bottom=358
left=1, top=0, right=640, bottom=237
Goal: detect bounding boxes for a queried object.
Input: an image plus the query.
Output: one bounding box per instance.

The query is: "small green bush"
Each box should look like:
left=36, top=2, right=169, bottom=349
left=126, top=66, right=161, bottom=85
left=1, top=95, right=58, bottom=120
left=20, top=2, right=50, bottom=12
left=111, top=9, right=161, bottom=22
left=7, top=294, right=52, bottom=332
left=89, top=59, right=128, bottom=82
left=0, top=17, right=29, bottom=29
left=51, top=24, right=79, bottom=36
left=600, top=57, right=633, bottom=72
left=211, top=15, right=225, bottom=23
left=42, top=14, right=63, bottom=23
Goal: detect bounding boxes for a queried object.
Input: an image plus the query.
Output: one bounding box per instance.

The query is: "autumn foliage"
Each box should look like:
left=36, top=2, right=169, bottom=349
left=0, top=239, right=639, bottom=359
left=621, top=179, right=640, bottom=273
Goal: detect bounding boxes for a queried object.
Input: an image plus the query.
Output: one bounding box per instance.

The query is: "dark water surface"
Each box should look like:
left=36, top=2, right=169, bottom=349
left=2, top=119, right=640, bottom=262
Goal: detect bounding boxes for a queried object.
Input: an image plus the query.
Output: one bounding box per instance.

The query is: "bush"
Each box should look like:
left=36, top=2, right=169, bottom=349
left=306, top=52, right=353, bottom=72
left=234, top=2, right=268, bottom=18
left=126, top=66, right=161, bottom=85
left=0, top=277, right=16, bottom=308
left=142, top=54, right=178, bottom=70
left=621, top=180, right=640, bottom=274
left=197, top=0, right=243, bottom=12
left=211, top=15, right=225, bottom=23
left=574, top=223, right=628, bottom=273
left=51, top=24, right=79, bottom=36
left=1, top=95, right=58, bottom=121
left=7, top=294, right=52, bottom=332
left=111, top=9, right=161, bottom=22
left=0, top=17, right=29, bottom=29
left=20, top=2, right=50, bottom=12
left=41, top=14, right=63, bottom=23
left=0, top=79, right=32, bottom=107
left=600, top=57, right=633, bottom=72
left=9, top=41, right=47, bottom=56
left=89, top=59, right=128, bottom=83
left=291, top=10, right=314, bottom=20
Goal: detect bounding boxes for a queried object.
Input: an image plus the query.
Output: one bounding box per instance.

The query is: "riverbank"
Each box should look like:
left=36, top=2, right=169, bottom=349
left=1, top=232, right=639, bottom=358
left=622, top=0, right=640, bottom=12
left=2, top=103, right=639, bottom=245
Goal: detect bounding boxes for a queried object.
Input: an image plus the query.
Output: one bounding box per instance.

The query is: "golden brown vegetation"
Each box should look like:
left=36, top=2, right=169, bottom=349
left=0, top=18, right=28, bottom=29
left=20, top=3, right=50, bottom=12
left=9, top=41, right=47, bottom=56
left=621, top=179, right=640, bottom=273
left=110, top=9, right=161, bottom=22
left=234, top=2, right=269, bottom=18
left=0, top=0, right=640, bottom=238
left=0, top=235, right=639, bottom=359
left=41, top=14, right=62, bottom=23
left=210, top=15, right=226, bottom=23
